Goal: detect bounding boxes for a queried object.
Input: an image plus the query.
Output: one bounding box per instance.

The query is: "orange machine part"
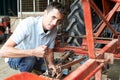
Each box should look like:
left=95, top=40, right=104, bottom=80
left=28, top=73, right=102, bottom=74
left=5, top=72, right=52, bottom=80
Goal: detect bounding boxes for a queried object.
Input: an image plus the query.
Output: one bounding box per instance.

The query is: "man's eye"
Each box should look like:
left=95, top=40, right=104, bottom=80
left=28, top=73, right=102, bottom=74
left=52, top=16, right=56, bottom=19
left=58, top=20, right=62, bottom=24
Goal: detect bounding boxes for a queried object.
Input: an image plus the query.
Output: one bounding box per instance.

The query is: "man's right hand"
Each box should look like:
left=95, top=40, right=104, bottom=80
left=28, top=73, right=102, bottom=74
left=33, top=45, right=47, bottom=57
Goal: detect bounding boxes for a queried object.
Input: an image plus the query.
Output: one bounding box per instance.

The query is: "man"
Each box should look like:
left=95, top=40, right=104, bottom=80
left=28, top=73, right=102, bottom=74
left=0, top=1, right=66, bottom=74
left=0, top=16, right=10, bottom=43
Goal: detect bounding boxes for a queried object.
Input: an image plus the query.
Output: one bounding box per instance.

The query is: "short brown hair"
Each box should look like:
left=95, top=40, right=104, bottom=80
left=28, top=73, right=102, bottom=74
left=46, top=1, right=67, bottom=16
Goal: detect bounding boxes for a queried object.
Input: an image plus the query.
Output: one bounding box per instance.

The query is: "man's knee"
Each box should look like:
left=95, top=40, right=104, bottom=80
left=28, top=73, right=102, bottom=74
left=19, top=57, right=36, bottom=72
left=8, top=60, right=18, bottom=70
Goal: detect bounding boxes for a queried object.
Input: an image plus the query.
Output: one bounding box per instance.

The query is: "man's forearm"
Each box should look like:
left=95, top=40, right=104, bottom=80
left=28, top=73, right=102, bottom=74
left=46, top=49, right=54, bottom=66
left=0, top=46, right=33, bottom=58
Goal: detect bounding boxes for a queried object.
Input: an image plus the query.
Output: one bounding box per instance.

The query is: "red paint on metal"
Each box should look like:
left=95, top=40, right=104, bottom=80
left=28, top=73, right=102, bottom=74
left=64, top=59, right=99, bottom=80
left=82, top=0, right=95, bottom=58
left=5, top=72, right=52, bottom=80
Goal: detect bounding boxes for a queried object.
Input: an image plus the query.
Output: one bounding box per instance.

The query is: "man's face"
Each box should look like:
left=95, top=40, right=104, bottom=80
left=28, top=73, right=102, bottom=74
left=43, top=8, right=64, bottom=31
left=3, top=18, right=10, bottom=27
left=3, top=21, right=9, bottom=27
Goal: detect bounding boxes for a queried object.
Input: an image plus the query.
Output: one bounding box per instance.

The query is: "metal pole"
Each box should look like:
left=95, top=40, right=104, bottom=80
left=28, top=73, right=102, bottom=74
left=3, top=0, right=6, bottom=15
left=33, top=0, right=35, bottom=12
left=17, top=0, right=19, bottom=18
left=20, top=0, right=22, bottom=19
left=44, top=57, right=50, bottom=76
left=47, top=0, right=50, bottom=5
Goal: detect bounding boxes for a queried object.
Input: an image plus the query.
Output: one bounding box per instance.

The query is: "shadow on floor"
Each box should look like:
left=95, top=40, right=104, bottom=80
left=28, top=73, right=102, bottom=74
left=106, top=59, right=120, bottom=80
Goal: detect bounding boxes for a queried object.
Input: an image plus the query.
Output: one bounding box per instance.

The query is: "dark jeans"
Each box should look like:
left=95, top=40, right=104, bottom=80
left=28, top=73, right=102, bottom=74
left=8, top=56, right=44, bottom=72
left=0, top=34, right=5, bottom=43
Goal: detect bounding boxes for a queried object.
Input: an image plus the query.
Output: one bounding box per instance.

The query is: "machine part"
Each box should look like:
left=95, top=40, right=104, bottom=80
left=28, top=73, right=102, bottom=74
left=56, top=57, right=86, bottom=79
left=60, top=57, right=86, bottom=69
left=5, top=72, right=53, bottom=80
left=41, top=50, right=75, bottom=78
left=43, top=57, right=53, bottom=77
left=104, top=53, right=114, bottom=64
left=44, top=58, right=49, bottom=75
left=62, top=69, right=69, bottom=75
left=54, top=50, right=75, bottom=64
left=60, top=50, right=74, bottom=63
left=53, top=50, right=87, bottom=79
left=54, top=50, right=74, bottom=77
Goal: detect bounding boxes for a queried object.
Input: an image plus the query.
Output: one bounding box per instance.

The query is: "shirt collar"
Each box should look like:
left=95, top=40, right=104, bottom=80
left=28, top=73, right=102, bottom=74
left=37, top=16, right=51, bottom=35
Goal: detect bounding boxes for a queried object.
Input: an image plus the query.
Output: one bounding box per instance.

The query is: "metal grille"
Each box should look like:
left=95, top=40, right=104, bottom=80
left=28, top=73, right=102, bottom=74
left=35, top=0, right=47, bottom=11
left=21, top=0, right=47, bottom=12
left=22, top=0, right=33, bottom=12
left=18, top=0, right=74, bottom=18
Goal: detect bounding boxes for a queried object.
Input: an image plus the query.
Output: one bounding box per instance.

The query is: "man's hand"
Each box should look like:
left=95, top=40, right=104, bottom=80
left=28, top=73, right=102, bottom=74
left=48, top=64, right=57, bottom=77
left=33, top=45, right=47, bottom=57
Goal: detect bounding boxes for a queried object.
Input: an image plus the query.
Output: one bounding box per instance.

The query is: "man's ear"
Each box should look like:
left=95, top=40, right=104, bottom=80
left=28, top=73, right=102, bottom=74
left=44, top=10, right=47, bottom=15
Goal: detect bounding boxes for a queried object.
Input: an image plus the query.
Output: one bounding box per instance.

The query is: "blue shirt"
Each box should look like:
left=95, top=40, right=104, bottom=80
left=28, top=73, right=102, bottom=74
left=10, top=16, right=58, bottom=49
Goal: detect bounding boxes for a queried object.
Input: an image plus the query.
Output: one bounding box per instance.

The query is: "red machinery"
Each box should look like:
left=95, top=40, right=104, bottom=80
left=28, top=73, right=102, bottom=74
left=5, top=0, right=120, bottom=80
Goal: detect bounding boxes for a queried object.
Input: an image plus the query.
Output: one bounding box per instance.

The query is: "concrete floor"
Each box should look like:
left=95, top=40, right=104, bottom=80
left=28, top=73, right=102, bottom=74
left=0, top=43, right=120, bottom=80
left=106, top=59, right=120, bottom=80
left=0, top=44, right=19, bottom=80
left=0, top=58, right=19, bottom=80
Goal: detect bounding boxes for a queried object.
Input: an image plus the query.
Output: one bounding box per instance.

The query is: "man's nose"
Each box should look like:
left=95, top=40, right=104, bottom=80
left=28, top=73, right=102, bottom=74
left=52, top=19, right=58, bottom=26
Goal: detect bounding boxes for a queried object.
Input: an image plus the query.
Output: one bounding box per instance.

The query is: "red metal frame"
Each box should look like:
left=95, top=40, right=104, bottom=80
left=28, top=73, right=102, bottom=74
left=61, top=0, right=120, bottom=80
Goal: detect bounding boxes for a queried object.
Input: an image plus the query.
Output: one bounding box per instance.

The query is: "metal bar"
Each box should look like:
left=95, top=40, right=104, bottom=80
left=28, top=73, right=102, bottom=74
left=82, top=38, right=111, bottom=44
left=17, top=0, right=19, bottom=18
left=114, top=54, right=120, bottom=59
left=56, top=58, right=86, bottom=79
left=54, top=46, right=88, bottom=55
left=55, top=39, right=118, bottom=59
left=85, top=63, right=104, bottom=80
left=61, top=58, right=86, bottom=69
left=94, top=2, right=120, bottom=37
left=95, top=69, right=102, bottom=80
left=33, top=0, right=35, bottom=12
left=100, top=39, right=118, bottom=54
left=47, top=0, right=50, bottom=5
left=102, top=0, right=111, bottom=15
left=81, top=0, right=95, bottom=58
left=63, top=59, right=98, bottom=80
left=60, top=50, right=73, bottom=60
left=90, top=0, right=117, bottom=36
left=20, top=0, right=22, bottom=18
left=62, top=35, right=112, bottom=40
left=43, top=57, right=50, bottom=76
left=112, top=0, right=120, bottom=2
left=3, top=0, right=6, bottom=15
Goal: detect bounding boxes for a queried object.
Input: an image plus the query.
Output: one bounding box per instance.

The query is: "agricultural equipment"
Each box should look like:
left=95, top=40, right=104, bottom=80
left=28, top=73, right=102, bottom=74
left=5, top=0, right=120, bottom=80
